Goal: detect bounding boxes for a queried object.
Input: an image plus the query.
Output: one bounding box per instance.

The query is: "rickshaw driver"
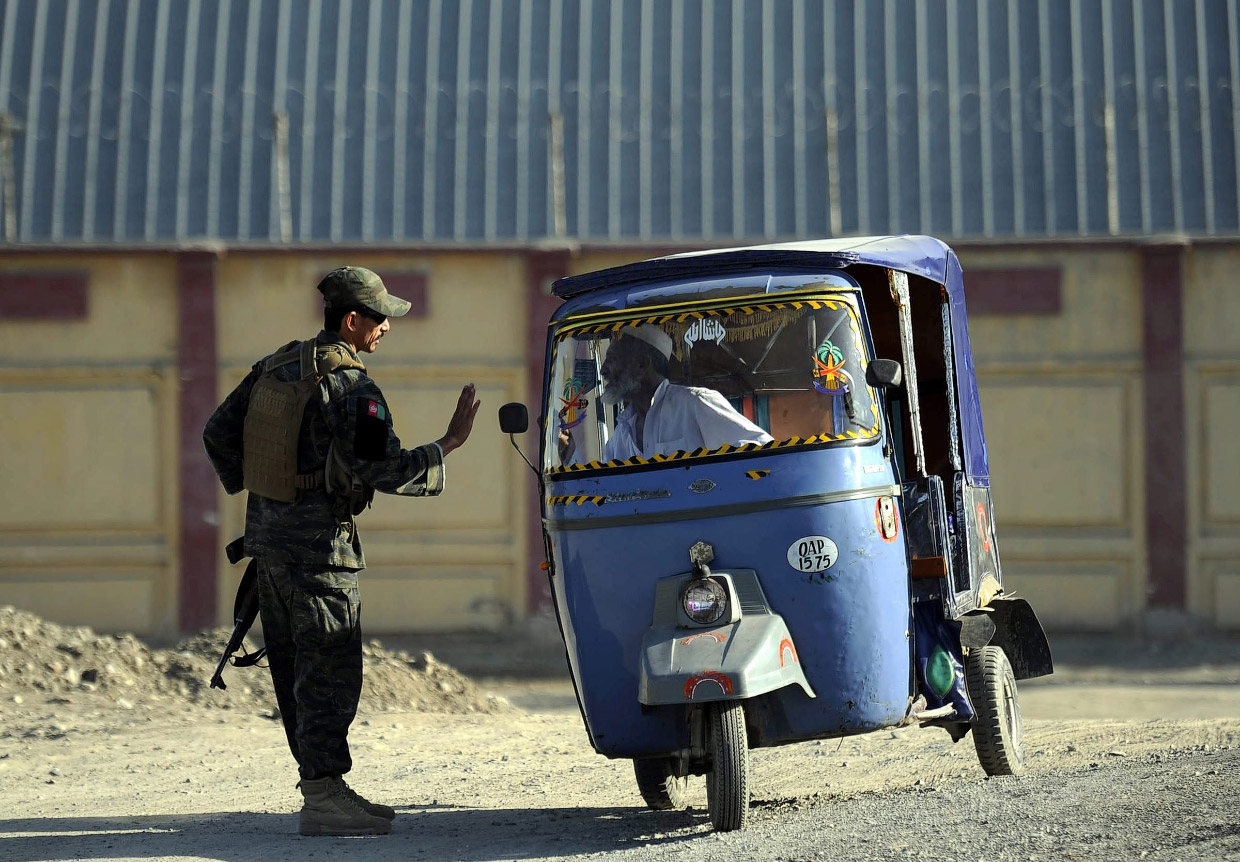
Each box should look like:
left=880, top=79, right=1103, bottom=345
left=597, top=324, right=772, bottom=460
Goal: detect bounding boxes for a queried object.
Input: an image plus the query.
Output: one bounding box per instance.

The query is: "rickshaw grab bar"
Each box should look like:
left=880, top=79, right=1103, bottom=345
left=888, top=269, right=927, bottom=479
left=544, top=483, right=902, bottom=532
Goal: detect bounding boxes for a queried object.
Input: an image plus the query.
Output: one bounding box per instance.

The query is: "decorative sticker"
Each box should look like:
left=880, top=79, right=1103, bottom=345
left=683, top=317, right=727, bottom=350
left=558, top=377, right=589, bottom=431
left=976, top=502, right=992, bottom=552
left=778, top=638, right=798, bottom=668
left=689, top=478, right=717, bottom=494
left=681, top=631, right=728, bottom=646
left=572, top=358, right=599, bottom=393
left=745, top=469, right=771, bottom=480
left=811, top=339, right=850, bottom=395
left=787, top=536, right=839, bottom=574
left=684, top=670, right=734, bottom=699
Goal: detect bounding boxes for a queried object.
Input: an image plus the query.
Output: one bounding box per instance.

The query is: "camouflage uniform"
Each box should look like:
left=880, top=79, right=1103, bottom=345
left=204, top=274, right=442, bottom=782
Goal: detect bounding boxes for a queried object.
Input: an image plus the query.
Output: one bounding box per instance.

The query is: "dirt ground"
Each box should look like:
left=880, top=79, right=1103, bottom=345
left=2, top=608, right=1239, bottom=861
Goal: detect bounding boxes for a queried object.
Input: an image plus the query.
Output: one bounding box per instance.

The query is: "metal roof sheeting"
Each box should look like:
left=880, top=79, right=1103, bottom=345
left=1, top=0, right=1238, bottom=246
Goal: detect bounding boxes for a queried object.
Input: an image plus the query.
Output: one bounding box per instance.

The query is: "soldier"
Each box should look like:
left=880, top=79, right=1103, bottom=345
left=203, top=266, right=480, bottom=836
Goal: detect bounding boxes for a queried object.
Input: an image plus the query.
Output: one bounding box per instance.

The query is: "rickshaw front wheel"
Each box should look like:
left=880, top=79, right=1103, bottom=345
left=632, top=757, right=690, bottom=811
left=705, top=700, right=750, bottom=831
left=965, top=645, right=1026, bottom=776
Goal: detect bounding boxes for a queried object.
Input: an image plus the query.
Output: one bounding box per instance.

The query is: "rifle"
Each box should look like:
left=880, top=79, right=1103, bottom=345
left=210, top=553, right=268, bottom=690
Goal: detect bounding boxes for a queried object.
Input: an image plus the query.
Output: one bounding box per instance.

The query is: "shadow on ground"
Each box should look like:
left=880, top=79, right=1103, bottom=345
left=0, top=804, right=706, bottom=862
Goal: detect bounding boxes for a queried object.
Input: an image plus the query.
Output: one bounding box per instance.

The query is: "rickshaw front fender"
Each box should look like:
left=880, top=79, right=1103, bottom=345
left=638, top=615, right=816, bottom=705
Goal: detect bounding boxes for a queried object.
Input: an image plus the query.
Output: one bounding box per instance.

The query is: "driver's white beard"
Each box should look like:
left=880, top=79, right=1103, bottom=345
left=601, top=377, right=637, bottom=406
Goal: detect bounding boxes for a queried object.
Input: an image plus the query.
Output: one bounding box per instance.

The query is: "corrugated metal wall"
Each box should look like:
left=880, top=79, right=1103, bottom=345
left=1, top=0, right=1238, bottom=245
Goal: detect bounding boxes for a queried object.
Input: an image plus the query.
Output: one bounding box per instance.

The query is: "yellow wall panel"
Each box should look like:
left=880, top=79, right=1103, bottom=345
left=1203, top=378, right=1240, bottom=525
left=960, top=248, right=1141, bottom=361
left=1185, top=248, right=1240, bottom=356
left=210, top=253, right=530, bottom=632
left=981, top=379, right=1130, bottom=527
left=1212, top=569, right=1240, bottom=629
left=0, top=256, right=177, bottom=365
left=0, top=572, right=158, bottom=633
left=0, top=384, right=163, bottom=528
left=999, top=565, right=1129, bottom=631
left=1184, top=248, right=1240, bottom=627
left=355, top=567, right=516, bottom=633
left=215, top=257, right=322, bottom=365
left=365, top=377, right=517, bottom=531
left=215, top=253, right=527, bottom=366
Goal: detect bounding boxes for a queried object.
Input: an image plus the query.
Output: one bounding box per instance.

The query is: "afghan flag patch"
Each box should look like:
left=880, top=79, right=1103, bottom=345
left=366, top=400, right=387, bottom=421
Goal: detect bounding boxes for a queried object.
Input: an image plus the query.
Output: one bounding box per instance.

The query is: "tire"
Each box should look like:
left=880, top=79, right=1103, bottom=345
left=705, top=701, right=749, bottom=831
left=632, top=758, right=690, bottom=811
left=965, top=644, right=1026, bottom=776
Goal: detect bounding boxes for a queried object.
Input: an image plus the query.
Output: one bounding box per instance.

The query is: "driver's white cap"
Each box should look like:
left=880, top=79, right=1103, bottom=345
left=625, top=324, right=673, bottom=359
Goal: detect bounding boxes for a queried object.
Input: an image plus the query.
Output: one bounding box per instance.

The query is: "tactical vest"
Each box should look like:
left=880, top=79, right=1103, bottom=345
left=242, top=339, right=367, bottom=503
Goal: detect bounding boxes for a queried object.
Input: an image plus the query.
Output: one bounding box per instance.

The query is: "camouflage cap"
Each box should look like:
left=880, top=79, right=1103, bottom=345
left=316, top=266, right=412, bottom=318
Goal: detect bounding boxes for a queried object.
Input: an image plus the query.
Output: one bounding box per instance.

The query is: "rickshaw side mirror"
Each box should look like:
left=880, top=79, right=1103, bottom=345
left=498, top=402, right=529, bottom=434
left=866, top=359, right=903, bottom=390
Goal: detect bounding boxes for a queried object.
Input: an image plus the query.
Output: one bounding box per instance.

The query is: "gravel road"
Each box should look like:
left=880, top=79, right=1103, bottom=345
left=3, top=640, right=1239, bottom=862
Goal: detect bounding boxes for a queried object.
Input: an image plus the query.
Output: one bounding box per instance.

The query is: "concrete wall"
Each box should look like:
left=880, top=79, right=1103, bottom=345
left=1, top=243, right=1237, bottom=634
left=213, top=253, right=531, bottom=635
left=1185, top=247, right=1240, bottom=629
left=960, top=248, right=1146, bottom=631
left=0, top=256, right=180, bottom=633
left=0, top=251, right=529, bottom=637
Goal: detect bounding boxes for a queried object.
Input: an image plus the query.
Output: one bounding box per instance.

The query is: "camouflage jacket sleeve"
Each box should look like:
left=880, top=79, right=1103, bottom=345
left=202, top=361, right=264, bottom=495
left=322, top=373, right=445, bottom=497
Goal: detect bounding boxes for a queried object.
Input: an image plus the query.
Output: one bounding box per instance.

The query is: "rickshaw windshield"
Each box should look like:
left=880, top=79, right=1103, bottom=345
left=545, top=294, right=879, bottom=474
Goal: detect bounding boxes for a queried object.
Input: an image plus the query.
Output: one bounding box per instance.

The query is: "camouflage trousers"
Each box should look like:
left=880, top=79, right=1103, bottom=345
left=255, top=557, right=363, bottom=780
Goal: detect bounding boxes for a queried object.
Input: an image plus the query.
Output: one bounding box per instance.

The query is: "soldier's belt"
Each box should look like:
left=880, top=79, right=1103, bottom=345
left=295, top=473, right=325, bottom=489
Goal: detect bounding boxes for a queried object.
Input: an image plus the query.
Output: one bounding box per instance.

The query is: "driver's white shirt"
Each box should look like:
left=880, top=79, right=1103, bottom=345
left=604, top=380, right=773, bottom=460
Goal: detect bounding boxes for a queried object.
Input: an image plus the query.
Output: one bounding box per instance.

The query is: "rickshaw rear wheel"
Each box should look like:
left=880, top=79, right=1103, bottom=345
left=632, top=757, right=690, bottom=810
left=965, top=645, right=1026, bottom=776
left=705, top=701, right=749, bottom=831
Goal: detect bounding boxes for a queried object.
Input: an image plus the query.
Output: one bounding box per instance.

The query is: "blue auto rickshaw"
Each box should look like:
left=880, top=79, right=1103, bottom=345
left=499, top=235, right=1053, bottom=832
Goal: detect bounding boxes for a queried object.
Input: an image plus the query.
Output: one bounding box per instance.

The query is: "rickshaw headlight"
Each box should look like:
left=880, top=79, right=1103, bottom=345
left=683, top=579, right=728, bottom=624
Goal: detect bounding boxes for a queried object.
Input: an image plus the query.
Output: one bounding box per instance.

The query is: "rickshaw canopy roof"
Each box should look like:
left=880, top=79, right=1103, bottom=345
left=550, top=235, right=960, bottom=300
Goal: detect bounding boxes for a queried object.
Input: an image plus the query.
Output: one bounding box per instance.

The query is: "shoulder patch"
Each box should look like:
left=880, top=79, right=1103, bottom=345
left=354, top=396, right=390, bottom=460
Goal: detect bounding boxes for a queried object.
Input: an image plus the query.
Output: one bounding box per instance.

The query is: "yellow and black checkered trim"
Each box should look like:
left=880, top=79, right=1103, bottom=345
left=546, top=424, right=880, bottom=476
left=560, top=298, right=848, bottom=339
left=546, top=495, right=607, bottom=507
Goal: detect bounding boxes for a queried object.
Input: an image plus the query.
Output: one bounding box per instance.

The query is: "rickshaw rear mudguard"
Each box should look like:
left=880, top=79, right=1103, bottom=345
left=638, top=614, right=815, bottom=705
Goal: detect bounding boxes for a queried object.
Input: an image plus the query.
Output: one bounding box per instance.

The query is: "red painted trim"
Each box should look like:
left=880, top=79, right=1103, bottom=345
left=965, top=268, right=1062, bottom=315
left=524, top=250, right=570, bottom=615
left=1141, top=245, right=1187, bottom=609
left=0, top=271, right=89, bottom=318
left=178, top=252, right=220, bottom=631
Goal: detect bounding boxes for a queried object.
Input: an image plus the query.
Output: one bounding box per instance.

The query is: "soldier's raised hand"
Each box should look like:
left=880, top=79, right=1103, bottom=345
left=437, top=383, right=481, bottom=455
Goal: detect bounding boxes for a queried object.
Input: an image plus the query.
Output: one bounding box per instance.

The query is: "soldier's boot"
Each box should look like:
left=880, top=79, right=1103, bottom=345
left=336, top=777, right=396, bottom=820
left=297, top=776, right=392, bottom=836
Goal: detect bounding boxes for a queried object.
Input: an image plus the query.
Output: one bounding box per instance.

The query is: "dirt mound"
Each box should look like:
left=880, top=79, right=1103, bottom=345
left=0, top=605, right=510, bottom=728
